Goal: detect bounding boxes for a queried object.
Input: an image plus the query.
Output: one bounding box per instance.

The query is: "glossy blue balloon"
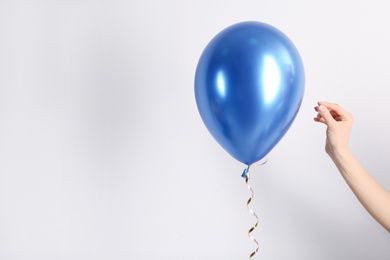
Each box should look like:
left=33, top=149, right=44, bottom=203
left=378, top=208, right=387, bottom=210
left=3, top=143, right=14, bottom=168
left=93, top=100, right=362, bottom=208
left=195, top=21, right=305, bottom=165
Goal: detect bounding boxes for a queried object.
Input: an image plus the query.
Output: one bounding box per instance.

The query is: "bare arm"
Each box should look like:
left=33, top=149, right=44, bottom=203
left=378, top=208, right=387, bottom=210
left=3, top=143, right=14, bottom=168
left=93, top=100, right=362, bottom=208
left=314, top=101, right=390, bottom=232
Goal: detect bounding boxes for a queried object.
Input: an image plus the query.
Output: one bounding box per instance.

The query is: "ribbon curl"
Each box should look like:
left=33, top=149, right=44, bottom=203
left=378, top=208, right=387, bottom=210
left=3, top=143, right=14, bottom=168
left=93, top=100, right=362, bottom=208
left=242, top=160, right=267, bottom=259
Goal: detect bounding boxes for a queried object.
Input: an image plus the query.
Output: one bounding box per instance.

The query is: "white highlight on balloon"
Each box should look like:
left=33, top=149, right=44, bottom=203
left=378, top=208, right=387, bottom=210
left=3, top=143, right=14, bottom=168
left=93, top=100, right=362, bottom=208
left=216, top=70, right=226, bottom=98
left=262, top=56, right=281, bottom=103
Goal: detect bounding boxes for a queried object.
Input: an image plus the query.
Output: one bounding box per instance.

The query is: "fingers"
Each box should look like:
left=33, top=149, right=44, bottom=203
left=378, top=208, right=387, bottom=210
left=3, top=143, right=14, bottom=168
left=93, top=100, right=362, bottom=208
left=317, top=101, right=353, bottom=121
left=314, top=101, right=353, bottom=124
left=313, top=116, right=326, bottom=124
left=314, top=104, right=336, bottom=126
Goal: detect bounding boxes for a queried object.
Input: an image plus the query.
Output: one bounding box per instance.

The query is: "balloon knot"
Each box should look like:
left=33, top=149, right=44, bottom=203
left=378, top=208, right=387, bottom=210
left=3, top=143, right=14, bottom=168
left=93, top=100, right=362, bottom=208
left=241, top=168, right=249, bottom=178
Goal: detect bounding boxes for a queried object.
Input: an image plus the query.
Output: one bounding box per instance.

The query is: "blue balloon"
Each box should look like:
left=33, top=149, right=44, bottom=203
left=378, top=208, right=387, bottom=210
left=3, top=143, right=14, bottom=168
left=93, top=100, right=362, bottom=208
left=195, top=21, right=305, bottom=165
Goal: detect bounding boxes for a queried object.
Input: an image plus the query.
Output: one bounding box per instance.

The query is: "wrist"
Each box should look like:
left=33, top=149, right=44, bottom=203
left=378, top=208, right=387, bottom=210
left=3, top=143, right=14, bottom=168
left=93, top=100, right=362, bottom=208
left=328, top=146, right=352, bottom=164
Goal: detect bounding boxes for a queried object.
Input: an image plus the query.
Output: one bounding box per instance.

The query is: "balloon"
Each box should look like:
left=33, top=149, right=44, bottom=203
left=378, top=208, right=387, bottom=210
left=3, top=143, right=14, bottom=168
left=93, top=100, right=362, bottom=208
left=194, top=21, right=305, bottom=165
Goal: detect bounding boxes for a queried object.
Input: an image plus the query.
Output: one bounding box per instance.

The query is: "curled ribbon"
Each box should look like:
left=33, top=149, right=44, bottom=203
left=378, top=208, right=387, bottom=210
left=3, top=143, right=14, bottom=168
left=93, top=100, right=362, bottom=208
left=242, top=159, right=267, bottom=259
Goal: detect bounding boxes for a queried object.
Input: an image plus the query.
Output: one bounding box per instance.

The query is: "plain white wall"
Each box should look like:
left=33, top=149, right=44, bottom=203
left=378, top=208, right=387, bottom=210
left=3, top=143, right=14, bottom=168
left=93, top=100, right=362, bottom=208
left=1, top=1, right=389, bottom=259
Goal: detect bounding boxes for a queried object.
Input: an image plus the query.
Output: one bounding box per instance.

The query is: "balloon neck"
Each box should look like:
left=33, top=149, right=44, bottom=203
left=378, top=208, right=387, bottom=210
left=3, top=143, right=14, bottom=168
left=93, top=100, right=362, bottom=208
left=241, top=166, right=250, bottom=178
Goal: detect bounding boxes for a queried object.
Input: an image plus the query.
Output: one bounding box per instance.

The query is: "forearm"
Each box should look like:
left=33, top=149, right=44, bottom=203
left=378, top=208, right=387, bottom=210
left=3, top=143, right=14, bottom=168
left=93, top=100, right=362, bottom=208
left=330, top=149, right=390, bottom=232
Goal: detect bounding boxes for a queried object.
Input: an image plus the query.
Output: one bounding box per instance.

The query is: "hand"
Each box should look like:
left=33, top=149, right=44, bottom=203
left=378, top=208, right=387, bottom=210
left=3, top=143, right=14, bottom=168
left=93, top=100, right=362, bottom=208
left=314, top=101, right=354, bottom=159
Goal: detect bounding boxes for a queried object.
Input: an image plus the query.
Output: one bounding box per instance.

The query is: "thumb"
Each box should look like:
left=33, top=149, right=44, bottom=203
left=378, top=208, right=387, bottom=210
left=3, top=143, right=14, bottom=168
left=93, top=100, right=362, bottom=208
left=317, top=105, right=335, bottom=126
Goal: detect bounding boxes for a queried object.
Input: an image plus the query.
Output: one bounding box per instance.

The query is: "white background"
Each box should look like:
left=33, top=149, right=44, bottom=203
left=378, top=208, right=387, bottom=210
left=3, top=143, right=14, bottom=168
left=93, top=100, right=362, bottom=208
left=1, top=1, right=389, bottom=259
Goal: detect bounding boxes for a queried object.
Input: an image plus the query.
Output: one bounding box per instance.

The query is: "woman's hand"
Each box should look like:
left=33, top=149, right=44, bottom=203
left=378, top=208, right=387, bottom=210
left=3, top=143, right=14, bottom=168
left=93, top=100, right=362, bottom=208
left=314, top=101, right=354, bottom=159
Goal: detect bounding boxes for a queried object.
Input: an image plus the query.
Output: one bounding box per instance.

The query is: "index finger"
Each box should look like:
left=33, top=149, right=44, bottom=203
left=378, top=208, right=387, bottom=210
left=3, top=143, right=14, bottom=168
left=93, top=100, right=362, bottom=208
left=318, top=101, right=351, bottom=119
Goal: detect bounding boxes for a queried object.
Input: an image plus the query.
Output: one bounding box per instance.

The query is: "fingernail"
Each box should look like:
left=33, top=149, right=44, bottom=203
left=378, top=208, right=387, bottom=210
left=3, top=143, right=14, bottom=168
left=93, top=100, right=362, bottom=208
left=318, top=105, right=325, bottom=112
